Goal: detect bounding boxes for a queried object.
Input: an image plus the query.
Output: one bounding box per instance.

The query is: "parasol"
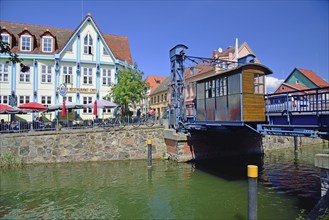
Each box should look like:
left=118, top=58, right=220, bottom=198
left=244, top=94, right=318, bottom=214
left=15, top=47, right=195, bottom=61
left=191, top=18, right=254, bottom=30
left=18, top=102, right=48, bottom=111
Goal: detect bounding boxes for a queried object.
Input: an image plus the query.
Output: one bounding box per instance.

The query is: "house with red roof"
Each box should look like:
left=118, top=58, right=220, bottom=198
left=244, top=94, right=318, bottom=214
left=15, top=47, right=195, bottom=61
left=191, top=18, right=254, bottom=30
left=274, top=68, right=329, bottom=93
left=135, top=75, right=166, bottom=114
left=0, top=13, right=133, bottom=120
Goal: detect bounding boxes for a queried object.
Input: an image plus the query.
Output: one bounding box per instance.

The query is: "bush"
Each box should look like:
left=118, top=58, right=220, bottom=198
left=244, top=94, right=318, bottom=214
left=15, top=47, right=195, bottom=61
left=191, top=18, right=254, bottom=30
left=0, top=152, right=24, bottom=169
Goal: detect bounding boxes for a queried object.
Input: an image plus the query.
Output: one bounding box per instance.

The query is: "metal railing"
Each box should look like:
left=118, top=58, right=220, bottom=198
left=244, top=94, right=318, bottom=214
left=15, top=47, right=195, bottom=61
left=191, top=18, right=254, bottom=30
left=0, top=116, right=163, bottom=134
left=265, top=86, right=329, bottom=114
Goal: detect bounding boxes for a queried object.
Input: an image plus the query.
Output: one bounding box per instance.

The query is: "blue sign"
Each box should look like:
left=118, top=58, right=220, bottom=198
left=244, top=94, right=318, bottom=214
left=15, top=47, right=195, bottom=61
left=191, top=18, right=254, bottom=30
left=57, top=83, right=68, bottom=97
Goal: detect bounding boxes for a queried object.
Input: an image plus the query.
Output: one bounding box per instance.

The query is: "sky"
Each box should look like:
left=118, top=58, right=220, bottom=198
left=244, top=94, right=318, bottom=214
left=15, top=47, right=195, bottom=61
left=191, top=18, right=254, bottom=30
left=1, top=0, right=328, bottom=92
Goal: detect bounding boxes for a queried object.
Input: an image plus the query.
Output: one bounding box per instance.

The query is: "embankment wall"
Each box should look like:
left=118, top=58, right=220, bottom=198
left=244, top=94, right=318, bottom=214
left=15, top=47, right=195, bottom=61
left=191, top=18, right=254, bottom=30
left=0, top=126, right=326, bottom=164
left=0, top=126, right=166, bottom=164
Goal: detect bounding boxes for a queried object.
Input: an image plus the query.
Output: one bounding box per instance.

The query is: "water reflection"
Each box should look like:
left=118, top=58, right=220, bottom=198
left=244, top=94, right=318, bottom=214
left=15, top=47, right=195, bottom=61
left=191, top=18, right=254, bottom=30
left=0, top=144, right=325, bottom=219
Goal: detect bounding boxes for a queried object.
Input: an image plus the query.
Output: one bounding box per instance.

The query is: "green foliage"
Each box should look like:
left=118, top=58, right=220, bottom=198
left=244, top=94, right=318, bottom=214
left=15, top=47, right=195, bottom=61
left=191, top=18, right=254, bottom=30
left=0, top=37, right=29, bottom=72
left=108, top=64, right=149, bottom=114
left=0, top=152, right=24, bottom=169
left=318, top=208, right=329, bottom=220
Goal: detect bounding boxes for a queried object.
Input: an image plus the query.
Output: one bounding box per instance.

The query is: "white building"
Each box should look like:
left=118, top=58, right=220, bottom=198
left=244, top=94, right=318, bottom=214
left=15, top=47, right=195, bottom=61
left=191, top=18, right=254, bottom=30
left=0, top=13, right=132, bottom=121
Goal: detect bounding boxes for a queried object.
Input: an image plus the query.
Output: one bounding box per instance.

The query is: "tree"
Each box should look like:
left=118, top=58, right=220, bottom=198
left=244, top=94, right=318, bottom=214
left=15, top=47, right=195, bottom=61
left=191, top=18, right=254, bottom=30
left=0, top=37, right=29, bottom=72
left=108, top=64, right=149, bottom=116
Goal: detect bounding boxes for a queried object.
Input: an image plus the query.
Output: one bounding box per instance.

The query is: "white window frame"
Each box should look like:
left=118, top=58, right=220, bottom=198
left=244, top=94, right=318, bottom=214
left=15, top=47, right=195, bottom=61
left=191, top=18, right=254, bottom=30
left=41, top=65, right=52, bottom=83
left=103, top=46, right=109, bottom=56
left=62, top=66, right=73, bottom=84
left=103, top=108, right=111, bottom=114
left=83, top=33, right=93, bottom=55
left=83, top=96, right=93, bottom=113
left=102, top=68, right=111, bottom=85
left=42, top=36, right=53, bottom=52
left=1, top=34, right=10, bottom=46
left=66, top=43, right=73, bottom=53
left=19, top=95, right=30, bottom=104
left=19, top=65, right=31, bottom=83
left=83, top=67, right=93, bottom=85
left=254, top=74, right=265, bottom=94
left=41, top=96, right=52, bottom=106
left=0, top=95, right=9, bottom=104
left=0, top=63, right=9, bottom=82
left=20, top=35, right=32, bottom=51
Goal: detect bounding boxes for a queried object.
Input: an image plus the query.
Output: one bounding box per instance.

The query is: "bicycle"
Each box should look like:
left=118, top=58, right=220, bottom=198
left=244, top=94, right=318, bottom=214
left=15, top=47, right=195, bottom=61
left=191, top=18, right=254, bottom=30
left=107, top=116, right=125, bottom=129
left=131, top=115, right=155, bottom=127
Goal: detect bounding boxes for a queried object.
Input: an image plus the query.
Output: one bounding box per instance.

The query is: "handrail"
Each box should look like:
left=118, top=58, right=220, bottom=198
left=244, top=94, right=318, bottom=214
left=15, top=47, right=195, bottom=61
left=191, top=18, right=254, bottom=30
left=265, top=87, right=329, bottom=115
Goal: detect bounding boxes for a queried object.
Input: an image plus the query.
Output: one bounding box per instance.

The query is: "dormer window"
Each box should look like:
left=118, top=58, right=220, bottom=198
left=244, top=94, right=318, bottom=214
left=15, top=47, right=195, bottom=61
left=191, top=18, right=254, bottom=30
left=1, top=34, right=10, bottom=46
left=42, top=36, right=53, bottom=52
left=84, top=33, right=93, bottom=55
left=21, top=35, right=31, bottom=51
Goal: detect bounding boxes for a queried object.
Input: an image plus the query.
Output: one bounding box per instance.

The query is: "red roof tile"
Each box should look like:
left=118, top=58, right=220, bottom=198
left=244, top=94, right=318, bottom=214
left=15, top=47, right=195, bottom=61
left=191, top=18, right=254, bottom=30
left=144, top=76, right=166, bottom=92
left=0, top=18, right=132, bottom=64
left=297, top=68, right=329, bottom=88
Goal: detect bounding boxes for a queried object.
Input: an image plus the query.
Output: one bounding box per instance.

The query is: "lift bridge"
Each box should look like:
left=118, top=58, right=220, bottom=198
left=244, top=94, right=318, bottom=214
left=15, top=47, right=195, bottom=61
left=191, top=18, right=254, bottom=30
left=168, top=45, right=329, bottom=140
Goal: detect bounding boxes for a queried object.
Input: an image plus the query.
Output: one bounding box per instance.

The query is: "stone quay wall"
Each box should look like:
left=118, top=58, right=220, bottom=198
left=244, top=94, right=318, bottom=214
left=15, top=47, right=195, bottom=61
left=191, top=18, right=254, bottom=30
left=1, top=126, right=327, bottom=164
left=262, top=135, right=325, bottom=152
left=0, top=126, right=167, bottom=164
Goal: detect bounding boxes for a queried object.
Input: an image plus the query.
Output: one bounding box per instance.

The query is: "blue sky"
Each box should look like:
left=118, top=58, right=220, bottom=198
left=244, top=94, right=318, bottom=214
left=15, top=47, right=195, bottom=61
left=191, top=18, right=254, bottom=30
left=1, top=0, right=328, bottom=92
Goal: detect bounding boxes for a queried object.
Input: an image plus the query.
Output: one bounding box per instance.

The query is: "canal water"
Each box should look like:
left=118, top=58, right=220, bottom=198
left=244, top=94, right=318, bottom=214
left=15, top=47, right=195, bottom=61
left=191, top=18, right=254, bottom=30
left=0, top=143, right=326, bottom=219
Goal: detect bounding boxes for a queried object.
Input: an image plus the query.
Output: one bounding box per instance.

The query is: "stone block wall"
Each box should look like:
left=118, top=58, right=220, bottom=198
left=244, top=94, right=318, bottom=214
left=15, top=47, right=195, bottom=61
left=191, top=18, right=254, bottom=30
left=262, top=135, right=325, bottom=152
left=0, top=126, right=167, bottom=164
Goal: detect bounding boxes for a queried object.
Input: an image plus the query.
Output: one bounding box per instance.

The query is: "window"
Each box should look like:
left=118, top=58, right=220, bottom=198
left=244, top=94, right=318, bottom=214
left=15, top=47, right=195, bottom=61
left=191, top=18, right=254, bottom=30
left=1, top=34, right=10, bottom=46
left=217, top=77, right=227, bottom=96
left=63, top=96, right=73, bottom=102
left=83, top=33, right=93, bottom=54
left=206, top=80, right=215, bottom=98
left=41, top=65, right=52, bottom=83
left=0, top=64, right=9, bottom=82
left=19, top=66, right=31, bottom=83
left=67, top=43, right=73, bottom=53
left=187, top=84, right=190, bottom=98
left=103, top=108, right=111, bottom=113
left=103, top=47, right=109, bottom=56
left=19, top=96, right=30, bottom=104
left=42, top=36, right=53, bottom=52
left=164, top=93, right=167, bottom=101
left=63, top=66, right=73, bottom=84
left=21, top=35, right=31, bottom=51
left=83, top=97, right=93, bottom=113
left=83, top=67, right=93, bottom=84
left=41, top=96, right=52, bottom=106
left=102, top=68, right=111, bottom=85
left=254, top=74, right=265, bottom=94
left=0, top=95, right=9, bottom=104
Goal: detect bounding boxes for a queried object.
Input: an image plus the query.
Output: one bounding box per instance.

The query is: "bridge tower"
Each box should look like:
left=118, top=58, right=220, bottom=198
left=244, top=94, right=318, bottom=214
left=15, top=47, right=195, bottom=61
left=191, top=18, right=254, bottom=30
left=168, top=44, right=188, bottom=130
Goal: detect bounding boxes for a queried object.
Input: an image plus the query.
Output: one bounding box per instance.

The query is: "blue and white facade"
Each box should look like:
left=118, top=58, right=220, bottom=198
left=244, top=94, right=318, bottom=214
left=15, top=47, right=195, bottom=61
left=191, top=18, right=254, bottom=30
left=0, top=14, right=132, bottom=120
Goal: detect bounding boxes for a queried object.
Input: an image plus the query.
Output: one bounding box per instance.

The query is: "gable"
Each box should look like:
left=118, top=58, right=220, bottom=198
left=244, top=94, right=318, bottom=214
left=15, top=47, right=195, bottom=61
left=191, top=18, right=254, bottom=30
left=1, top=15, right=132, bottom=63
left=285, top=69, right=317, bottom=89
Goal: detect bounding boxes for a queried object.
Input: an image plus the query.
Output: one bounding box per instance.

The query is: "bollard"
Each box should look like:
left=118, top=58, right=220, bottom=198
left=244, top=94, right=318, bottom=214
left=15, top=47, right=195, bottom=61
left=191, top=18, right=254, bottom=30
left=147, top=139, right=152, bottom=168
left=248, top=165, right=258, bottom=220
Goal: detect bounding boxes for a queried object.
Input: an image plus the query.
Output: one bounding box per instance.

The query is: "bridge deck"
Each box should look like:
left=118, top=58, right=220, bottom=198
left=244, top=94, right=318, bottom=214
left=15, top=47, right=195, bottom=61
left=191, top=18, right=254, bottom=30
left=187, top=87, right=329, bottom=139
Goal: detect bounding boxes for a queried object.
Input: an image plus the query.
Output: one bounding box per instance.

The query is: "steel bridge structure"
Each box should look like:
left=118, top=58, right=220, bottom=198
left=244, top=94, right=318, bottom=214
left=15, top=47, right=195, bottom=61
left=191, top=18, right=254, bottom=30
left=168, top=44, right=329, bottom=140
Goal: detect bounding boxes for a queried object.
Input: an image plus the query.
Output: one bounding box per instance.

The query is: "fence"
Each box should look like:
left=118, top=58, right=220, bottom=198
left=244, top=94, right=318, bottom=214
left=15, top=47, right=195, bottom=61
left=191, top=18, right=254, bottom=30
left=0, top=116, right=163, bottom=133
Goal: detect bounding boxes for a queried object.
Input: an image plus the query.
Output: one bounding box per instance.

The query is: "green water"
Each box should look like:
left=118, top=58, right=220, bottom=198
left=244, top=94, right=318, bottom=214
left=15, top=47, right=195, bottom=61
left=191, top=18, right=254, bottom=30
left=0, top=144, right=326, bottom=219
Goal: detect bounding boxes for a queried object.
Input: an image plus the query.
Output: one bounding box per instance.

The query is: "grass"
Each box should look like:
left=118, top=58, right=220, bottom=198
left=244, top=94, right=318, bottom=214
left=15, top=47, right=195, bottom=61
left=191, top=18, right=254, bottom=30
left=0, top=152, right=24, bottom=169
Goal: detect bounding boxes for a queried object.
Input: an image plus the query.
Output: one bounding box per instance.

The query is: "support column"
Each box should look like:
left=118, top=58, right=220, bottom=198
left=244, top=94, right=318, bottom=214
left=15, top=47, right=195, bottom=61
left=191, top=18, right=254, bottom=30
left=33, top=60, right=38, bottom=102
left=164, top=129, right=191, bottom=162
left=315, top=152, right=329, bottom=197
left=11, top=62, right=16, bottom=94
